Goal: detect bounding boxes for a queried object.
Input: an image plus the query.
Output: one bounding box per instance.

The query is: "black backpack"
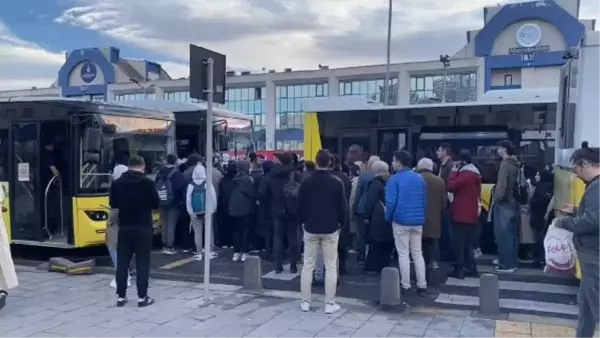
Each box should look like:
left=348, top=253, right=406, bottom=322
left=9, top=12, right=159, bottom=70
left=283, top=171, right=301, bottom=215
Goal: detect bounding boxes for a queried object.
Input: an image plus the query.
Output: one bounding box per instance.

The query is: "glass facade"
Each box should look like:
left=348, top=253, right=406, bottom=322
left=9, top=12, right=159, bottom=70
left=164, top=91, right=198, bottom=103
left=225, top=87, right=266, bottom=150
left=410, top=72, right=477, bottom=104
left=115, top=92, right=156, bottom=101
left=339, top=78, right=398, bottom=105
left=275, top=83, right=328, bottom=150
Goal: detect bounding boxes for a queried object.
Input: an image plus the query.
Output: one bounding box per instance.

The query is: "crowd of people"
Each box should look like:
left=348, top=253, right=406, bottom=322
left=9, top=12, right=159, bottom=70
left=19, top=138, right=588, bottom=333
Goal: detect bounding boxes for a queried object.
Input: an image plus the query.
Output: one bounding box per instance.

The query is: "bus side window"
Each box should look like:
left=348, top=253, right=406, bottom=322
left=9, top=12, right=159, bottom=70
left=0, top=128, right=7, bottom=181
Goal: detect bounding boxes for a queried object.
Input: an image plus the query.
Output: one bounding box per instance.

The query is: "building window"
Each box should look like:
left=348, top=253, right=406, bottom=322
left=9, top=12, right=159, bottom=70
left=338, top=78, right=398, bottom=105
left=164, top=91, right=199, bottom=103
left=225, top=87, right=266, bottom=150
left=275, top=83, right=328, bottom=150
left=410, top=72, right=477, bottom=104
left=504, top=74, right=513, bottom=86
left=116, top=92, right=156, bottom=101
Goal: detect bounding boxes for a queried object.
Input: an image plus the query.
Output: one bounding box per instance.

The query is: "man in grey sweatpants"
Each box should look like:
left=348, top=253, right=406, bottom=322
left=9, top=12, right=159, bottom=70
left=555, top=145, right=599, bottom=338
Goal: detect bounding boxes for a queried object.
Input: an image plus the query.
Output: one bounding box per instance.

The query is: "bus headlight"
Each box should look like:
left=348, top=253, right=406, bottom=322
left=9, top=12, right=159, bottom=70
left=84, top=210, right=108, bottom=221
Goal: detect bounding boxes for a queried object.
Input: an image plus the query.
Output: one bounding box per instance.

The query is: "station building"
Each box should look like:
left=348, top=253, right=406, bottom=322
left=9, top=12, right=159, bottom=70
left=0, top=0, right=595, bottom=151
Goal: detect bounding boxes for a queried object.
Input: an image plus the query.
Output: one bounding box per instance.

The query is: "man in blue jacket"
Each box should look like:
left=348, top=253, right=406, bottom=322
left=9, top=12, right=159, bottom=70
left=385, top=150, right=427, bottom=296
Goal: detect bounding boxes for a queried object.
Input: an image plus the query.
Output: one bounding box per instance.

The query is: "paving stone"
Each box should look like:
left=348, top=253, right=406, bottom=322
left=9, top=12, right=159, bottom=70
left=332, top=318, right=366, bottom=329
left=369, top=311, right=401, bottom=325
left=531, top=323, right=576, bottom=337
left=290, top=315, right=335, bottom=333
left=279, top=329, right=317, bottom=337
left=495, top=320, right=531, bottom=334
left=494, top=331, right=532, bottom=338
left=459, top=317, right=495, bottom=337
left=391, top=322, right=429, bottom=337
left=424, top=328, right=460, bottom=337
left=429, top=315, right=465, bottom=331
left=246, top=316, right=302, bottom=337
left=352, top=322, right=395, bottom=337
left=316, top=324, right=358, bottom=337
left=210, top=324, right=257, bottom=337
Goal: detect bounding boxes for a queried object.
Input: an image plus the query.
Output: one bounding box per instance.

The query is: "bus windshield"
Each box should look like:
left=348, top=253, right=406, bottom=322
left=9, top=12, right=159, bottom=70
left=217, top=116, right=254, bottom=156
left=79, top=114, right=175, bottom=194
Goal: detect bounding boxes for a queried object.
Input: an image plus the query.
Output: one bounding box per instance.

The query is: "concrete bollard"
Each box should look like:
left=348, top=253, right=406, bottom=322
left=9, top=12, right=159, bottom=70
left=243, top=255, right=263, bottom=291
left=479, top=273, right=500, bottom=315
left=380, top=267, right=401, bottom=308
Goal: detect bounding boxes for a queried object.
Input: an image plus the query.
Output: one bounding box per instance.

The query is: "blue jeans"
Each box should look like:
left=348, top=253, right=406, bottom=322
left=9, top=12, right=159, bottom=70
left=493, top=200, right=519, bottom=269
left=108, top=246, right=118, bottom=268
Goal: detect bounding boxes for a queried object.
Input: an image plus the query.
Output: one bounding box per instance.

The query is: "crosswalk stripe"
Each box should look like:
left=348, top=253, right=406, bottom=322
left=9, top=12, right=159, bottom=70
left=435, top=293, right=578, bottom=316
left=445, top=277, right=579, bottom=295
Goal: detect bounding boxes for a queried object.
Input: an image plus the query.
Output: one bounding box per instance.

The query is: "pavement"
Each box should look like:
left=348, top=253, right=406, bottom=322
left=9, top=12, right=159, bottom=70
left=0, top=266, right=594, bottom=338
left=67, top=248, right=578, bottom=319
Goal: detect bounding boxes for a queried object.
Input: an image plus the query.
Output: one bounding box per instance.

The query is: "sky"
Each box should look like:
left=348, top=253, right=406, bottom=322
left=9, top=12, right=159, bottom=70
left=0, top=0, right=598, bottom=91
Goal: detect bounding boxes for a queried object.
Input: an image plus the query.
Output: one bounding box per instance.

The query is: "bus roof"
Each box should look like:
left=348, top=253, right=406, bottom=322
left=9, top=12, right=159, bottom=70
left=116, top=99, right=253, bottom=121
left=0, top=96, right=175, bottom=120
left=302, top=90, right=556, bottom=113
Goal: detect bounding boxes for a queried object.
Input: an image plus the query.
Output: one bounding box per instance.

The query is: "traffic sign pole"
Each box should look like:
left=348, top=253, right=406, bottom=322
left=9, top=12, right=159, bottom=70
left=203, top=57, right=214, bottom=298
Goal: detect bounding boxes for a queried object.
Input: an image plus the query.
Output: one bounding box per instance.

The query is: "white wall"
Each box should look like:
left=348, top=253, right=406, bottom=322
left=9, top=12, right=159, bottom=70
left=521, top=66, right=561, bottom=88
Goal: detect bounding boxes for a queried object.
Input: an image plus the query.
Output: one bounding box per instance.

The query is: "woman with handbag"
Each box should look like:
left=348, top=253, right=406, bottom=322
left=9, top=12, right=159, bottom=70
left=363, top=161, right=394, bottom=274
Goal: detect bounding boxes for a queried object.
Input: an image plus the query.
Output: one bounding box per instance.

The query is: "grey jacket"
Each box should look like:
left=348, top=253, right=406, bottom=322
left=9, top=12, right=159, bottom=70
left=493, top=156, right=520, bottom=203
left=559, top=176, right=599, bottom=264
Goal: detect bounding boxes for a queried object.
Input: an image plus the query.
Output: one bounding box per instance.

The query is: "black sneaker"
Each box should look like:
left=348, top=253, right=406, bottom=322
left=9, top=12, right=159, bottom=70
left=116, top=297, right=128, bottom=307
left=417, top=288, right=428, bottom=297
left=0, top=291, right=7, bottom=310
left=400, top=287, right=410, bottom=295
left=493, top=266, right=516, bottom=273
left=274, top=266, right=283, bottom=274
left=289, top=265, right=298, bottom=274
left=138, top=296, right=155, bottom=307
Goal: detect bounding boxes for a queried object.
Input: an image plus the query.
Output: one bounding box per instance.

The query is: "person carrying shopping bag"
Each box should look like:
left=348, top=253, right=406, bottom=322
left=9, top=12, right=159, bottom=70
left=0, top=185, right=18, bottom=311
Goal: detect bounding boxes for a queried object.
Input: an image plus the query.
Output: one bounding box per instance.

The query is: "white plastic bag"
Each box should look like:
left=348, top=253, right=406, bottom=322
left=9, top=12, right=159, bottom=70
left=544, top=219, right=577, bottom=275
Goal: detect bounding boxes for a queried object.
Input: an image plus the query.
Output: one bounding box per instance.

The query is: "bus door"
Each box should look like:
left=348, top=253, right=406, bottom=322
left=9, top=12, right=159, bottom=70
left=339, top=130, right=371, bottom=164
left=378, top=129, right=409, bottom=166
left=10, top=121, right=42, bottom=241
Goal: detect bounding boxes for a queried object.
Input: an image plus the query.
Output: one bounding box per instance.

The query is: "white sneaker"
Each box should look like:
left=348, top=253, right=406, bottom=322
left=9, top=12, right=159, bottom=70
left=232, top=253, right=241, bottom=262
left=111, top=277, right=131, bottom=288
left=300, top=301, right=310, bottom=312
left=492, top=258, right=499, bottom=265
left=324, top=302, right=341, bottom=314
left=474, top=248, right=483, bottom=259
left=241, top=253, right=248, bottom=262
left=204, top=250, right=218, bottom=259
left=193, top=253, right=203, bottom=261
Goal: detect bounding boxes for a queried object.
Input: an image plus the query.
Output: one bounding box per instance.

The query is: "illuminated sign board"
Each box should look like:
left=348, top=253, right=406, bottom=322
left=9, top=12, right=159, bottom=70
left=101, top=115, right=170, bottom=134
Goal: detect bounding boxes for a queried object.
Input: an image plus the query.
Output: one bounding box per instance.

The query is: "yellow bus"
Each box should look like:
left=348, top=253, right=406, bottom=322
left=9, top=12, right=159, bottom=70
left=0, top=97, right=175, bottom=248
left=302, top=95, right=556, bottom=252
left=554, top=31, right=599, bottom=279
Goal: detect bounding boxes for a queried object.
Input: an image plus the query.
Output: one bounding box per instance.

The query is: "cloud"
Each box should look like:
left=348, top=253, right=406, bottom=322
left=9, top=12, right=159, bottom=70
left=0, top=21, right=64, bottom=91
left=61, top=0, right=598, bottom=72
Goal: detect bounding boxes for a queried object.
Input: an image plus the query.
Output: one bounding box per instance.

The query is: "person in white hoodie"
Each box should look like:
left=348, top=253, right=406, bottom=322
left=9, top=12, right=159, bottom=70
left=186, top=164, right=217, bottom=261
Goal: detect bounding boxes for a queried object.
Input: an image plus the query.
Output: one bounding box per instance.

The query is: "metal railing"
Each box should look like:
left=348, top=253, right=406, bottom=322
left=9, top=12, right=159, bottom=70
left=43, top=175, right=64, bottom=239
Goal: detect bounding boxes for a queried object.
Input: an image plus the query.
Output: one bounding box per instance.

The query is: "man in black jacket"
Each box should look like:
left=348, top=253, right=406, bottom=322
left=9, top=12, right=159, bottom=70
left=109, top=155, right=160, bottom=307
left=228, top=160, right=256, bottom=262
left=259, top=152, right=301, bottom=273
left=298, top=150, right=347, bottom=314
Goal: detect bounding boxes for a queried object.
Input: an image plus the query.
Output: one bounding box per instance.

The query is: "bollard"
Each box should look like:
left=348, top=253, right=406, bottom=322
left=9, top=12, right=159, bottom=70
left=243, top=256, right=263, bottom=291
left=479, top=273, right=500, bottom=315
left=380, top=267, right=401, bottom=308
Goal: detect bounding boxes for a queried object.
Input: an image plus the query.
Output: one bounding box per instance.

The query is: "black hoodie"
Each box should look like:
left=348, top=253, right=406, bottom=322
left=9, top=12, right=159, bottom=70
left=260, top=164, right=300, bottom=217
left=109, top=170, right=160, bottom=231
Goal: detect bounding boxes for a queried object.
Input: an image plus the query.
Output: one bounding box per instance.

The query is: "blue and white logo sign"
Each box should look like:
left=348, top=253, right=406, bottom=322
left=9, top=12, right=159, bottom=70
left=516, top=23, right=542, bottom=48
left=80, top=62, right=97, bottom=83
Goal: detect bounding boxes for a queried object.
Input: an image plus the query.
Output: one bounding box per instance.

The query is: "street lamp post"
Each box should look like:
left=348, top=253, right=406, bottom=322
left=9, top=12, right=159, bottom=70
left=383, top=0, right=392, bottom=105
left=439, top=54, right=451, bottom=103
